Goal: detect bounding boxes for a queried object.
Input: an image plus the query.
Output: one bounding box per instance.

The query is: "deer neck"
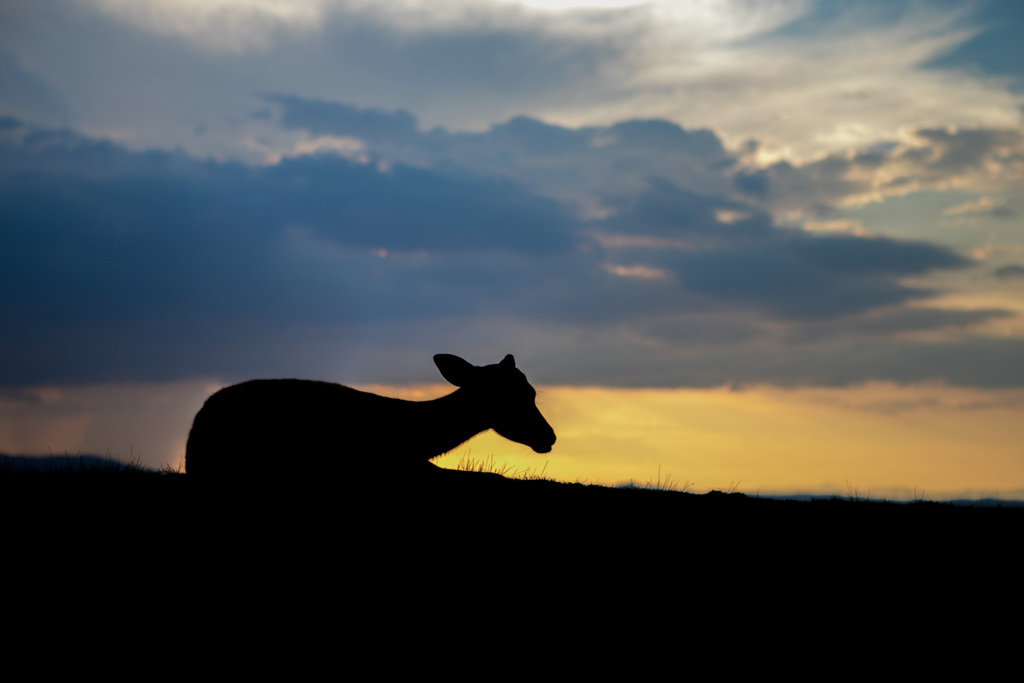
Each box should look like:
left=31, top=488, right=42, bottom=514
left=417, top=389, right=490, bottom=458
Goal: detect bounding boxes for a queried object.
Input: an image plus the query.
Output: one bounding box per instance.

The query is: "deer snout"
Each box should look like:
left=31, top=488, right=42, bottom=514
left=531, top=427, right=556, bottom=453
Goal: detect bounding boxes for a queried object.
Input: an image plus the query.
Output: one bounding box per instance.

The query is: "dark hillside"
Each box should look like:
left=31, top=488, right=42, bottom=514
left=5, top=465, right=1019, bottom=556
left=4, top=465, right=1017, bottom=661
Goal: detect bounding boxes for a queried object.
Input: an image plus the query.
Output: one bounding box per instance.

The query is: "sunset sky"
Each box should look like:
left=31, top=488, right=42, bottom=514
left=2, top=0, right=1022, bottom=498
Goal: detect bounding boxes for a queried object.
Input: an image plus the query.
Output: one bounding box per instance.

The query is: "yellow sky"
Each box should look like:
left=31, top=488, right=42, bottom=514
left=428, top=383, right=1024, bottom=500
left=3, top=380, right=1021, bottom=501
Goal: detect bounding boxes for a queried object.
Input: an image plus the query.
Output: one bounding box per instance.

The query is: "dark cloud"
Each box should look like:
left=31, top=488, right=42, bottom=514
left=734, top=154, right=873, bottom=214
left=733, top=169, right=769, bottom=198
left=593, top=180, right=968, bottom=319
left=264, top=95, right=420, bottom=144
left=733, top=125, right=1024, bottom=215
left=666, top=236, right=962, bottom=320
left=1, top=115, right=1010, bottom=388
left=994, top=264, right=1024, bottom=281
left=529, top=335, right=1024, bottom=389
left=778, top=307, right=1015, bottom=343
left=269, top=92, right=732, bottom=167
left=265, top=155, right=576, bottom=253
left=0, top=46, right=69, bottom=127
left=0, top=118, right=577, bottom=384
left=913, top=127, right=1023, bottom=173
left=0, top=118, right=574, bottom=256
left=599, top=180, right=771, bottom=241
left=265, top=95, right=738, bottom=207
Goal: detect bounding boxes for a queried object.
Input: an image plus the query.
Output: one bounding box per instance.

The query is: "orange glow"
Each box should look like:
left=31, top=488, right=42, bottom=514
left=425, top=383, right=1024, bottom=500
left=2, top=381, right=1021, bottom=501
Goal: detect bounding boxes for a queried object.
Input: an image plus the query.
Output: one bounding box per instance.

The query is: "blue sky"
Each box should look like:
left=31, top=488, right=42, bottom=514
left=2, top=1, right=1023, bottom=489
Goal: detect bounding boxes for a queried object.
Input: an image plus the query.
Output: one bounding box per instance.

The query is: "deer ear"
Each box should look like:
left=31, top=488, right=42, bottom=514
left=500, top=354, right=516, bottom=369
left=434, top=354, right=476, bottom=387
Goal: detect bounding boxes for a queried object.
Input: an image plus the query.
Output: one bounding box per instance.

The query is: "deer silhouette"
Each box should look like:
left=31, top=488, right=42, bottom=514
left=185, top=354, right=556, bottom=480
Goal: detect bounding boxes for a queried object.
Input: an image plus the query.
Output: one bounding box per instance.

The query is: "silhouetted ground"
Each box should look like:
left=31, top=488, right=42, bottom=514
left=6, top=464, right=1021, bottom=559
left=4, top=465, right=1018, bottom=666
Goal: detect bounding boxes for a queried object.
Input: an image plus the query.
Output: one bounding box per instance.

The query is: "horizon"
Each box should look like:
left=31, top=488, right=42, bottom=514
left=5, top=439, right=1023, bottom=504
left=2, top=1, right=1022, bottom=500
left=5, top=378, right=1022, bottom=502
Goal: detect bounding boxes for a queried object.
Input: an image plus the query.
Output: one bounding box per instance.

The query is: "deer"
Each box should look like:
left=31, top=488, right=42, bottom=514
left=184, top=354, right=556, bottom=481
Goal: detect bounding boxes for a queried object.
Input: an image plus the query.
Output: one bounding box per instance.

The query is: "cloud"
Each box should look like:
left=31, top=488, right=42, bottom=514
left=943, top=196, right=1006, bottom=217
left=734, top=126, right=1024, bottom=217
left=0, top=47, right=69, bottom=128
left=914, top=127, right=1023, bottom=175
left=82, top=0, right=331, bottom=52
left=666, top=234, right=965, bottom=320
left=0, top=117, right=574, bottom=256
left=264, top=94, right=739, bottom=215
left=5, top=0, right=1021, bottom=164
left=531, top=0, right=1024, bottom=160
left=994, top=264, right=1024, bottom=281
left=256, top=95, right=1010, bottom=244
left=0, top=117, right=579, bottom=383
left=1, top=109, right=1014, bottom=388
left=590, top=179, right=970, bottom=319
left=264, top=99, right=1024, bottom=231
left=266, top=95, right=421, bottom=145
left=802, top=219, right=871, bottom=236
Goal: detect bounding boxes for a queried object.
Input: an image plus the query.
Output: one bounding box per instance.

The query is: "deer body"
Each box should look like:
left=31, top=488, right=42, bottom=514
left=185, top=354, right=555, bottom=479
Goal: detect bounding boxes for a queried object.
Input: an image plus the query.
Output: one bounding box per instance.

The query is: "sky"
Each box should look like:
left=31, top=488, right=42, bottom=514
left=2, top=0, right=1023, bottom=498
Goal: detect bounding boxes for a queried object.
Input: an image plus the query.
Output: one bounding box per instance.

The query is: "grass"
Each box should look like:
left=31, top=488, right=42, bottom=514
left=451, top=455, right=698, bottom=492
left=450, top=451, right=550, bottom=480
left=446, top=457, right=755, bottom=495
left=0, top=449, right=154, bottom=475
left=845, top=478, right=875, bottom=502
left=162, top=453, right=186, bottom=475
left=624, top=465, right=693, bottom=493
